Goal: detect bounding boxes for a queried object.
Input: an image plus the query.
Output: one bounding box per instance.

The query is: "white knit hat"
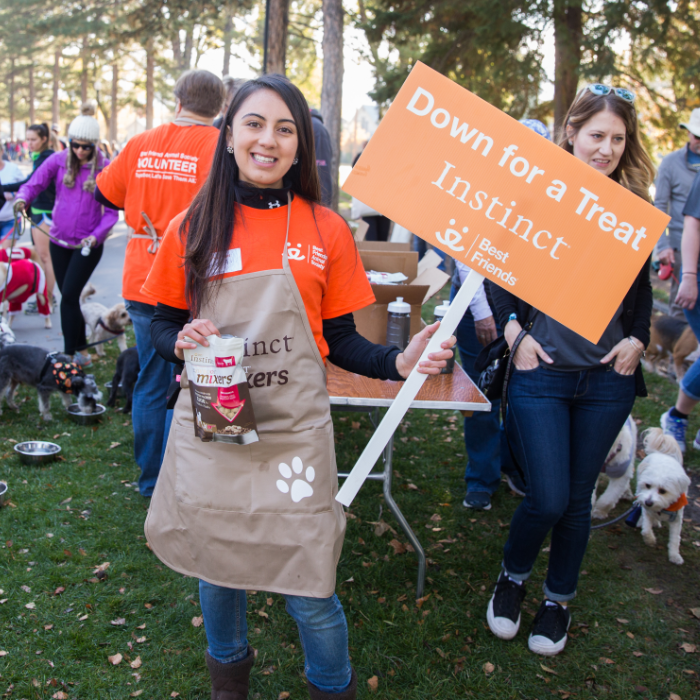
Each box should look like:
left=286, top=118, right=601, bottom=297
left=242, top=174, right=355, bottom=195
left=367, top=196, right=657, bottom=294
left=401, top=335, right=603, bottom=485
left=68, top=100, right=100, bottom=142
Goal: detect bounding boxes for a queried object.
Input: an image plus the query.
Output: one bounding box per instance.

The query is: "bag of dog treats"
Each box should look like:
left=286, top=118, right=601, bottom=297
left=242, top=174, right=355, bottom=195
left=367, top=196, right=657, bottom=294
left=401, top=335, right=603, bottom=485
left=183, top=334, right=259, bottom=444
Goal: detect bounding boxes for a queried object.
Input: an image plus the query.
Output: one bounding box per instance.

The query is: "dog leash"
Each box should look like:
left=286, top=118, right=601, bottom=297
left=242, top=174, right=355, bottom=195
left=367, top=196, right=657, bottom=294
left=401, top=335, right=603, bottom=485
left=590, top=504, right=637, bottom=530
left=21, top=211, right=87, bottom=251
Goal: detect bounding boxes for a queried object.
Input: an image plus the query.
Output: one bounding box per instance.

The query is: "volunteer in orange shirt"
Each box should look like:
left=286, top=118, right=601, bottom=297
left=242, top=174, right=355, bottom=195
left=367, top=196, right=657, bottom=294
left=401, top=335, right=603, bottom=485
left=141, top=74, right=455, bottom=700
left=95, top=70, right=224, bottom=497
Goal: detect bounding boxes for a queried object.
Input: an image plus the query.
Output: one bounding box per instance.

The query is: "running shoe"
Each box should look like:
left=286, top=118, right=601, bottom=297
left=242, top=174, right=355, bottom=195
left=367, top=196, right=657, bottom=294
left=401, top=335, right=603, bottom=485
left=486, top=571, right=526, bottom=640
left=23, top=300, right=38, bottom=315
left=660, top=409, right=687, bottom=453
left=528, top=600, right=571, bottom=656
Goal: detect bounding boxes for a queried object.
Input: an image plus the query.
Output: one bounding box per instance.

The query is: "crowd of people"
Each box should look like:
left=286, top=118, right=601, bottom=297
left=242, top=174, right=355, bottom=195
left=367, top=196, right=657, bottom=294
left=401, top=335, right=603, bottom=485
left=1, top=66, right=696, bottom=698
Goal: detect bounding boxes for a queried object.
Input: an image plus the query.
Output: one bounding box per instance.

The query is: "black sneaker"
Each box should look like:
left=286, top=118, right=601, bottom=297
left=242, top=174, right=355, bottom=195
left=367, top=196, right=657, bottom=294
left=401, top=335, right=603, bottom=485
left=462, top=491, right=492, bottom=510
left=486, top=571, right=526, bottom=640
left=528, top=600, right=571, bottom=656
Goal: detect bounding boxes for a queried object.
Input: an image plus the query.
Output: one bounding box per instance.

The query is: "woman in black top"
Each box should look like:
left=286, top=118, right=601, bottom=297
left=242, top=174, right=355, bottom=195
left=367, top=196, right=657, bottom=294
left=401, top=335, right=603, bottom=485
left=4, top=123, right=57, bottom=307
left=485, top=85, right=654, bottom=657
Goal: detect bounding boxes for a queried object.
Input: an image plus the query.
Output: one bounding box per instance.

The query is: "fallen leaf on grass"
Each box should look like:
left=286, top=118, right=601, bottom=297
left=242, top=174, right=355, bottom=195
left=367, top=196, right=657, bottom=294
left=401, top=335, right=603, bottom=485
left=53, top=587, right=65, bottom=596
left=21, top=585, right=31, bottom=593
left=278, top=693, right=290, bottom=700
left=483, top=662, right=495, bottom=675
left=367, top=675, right=379, bottom=691
left=136, top=624, right=146, bottom=629
left=130, top=656, right=142, bottom=669
left=191, top=616, right=203, bottom=627
left=644, top=587, right=663, bottom=595
left=680, top=642, right=696, bottom=653
left=669, top=694, right=682, bottom=700
left=59, top=497, right=72, bottom=506
left=407, top=483, right=418, bottom=490
left=540, top=664, right=558, bottom=675
left=599, top=657, right=614, bottom=664
left=690, top=608, right=700, bottom=620
left=52, top=693, right=68, bottom=699
left=388, top=539, right=406, bottom=555
left=78, top=614, right=88, bottom=621
left=111, top=618, right=126, bottom=626
left=135, top=636, right=147, bottom=643
left=170, top=694, right=180, bottom=698
left=25, top=602, right=36, bottom=610
left=616, top=618, right=629, bottom=624
left=130, top=691, right=143, bottom=697
left=108, top=442, right=121, bottom=449
left=108, top=653, right=123, bottom=665
left=374, top=521, right=390, bottom=537
left=257, top=609, right=269, bottom=619
left=0, top=651, right=7, bottom=657
left=633, top=651, right=644, bottom=657
left=93, top=562, right=110, bottom=574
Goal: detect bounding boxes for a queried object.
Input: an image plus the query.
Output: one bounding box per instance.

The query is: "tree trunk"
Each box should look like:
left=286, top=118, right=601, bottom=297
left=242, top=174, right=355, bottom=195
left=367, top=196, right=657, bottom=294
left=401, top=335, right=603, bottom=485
left=110, top=63, right=118, bottom=144
left=553, top=0, right=583, bottom=134
left=28, top=63, right=35, bottom=125
left=266, top=0, right=290, bottom=74
left=81, top=38, right=89, bottom=103
left=146, top=39, right=154, bottom=129
left=172, top=33, right=182, bottom=69
left=9, top=59, right=14, bottom=140
left=223, top=14, right=233, bottom=75
left=52, top=48, right=61, bottom=127
left=184, top=27, right=194, bottom=70
left=321, top=0, right=344, bottom=210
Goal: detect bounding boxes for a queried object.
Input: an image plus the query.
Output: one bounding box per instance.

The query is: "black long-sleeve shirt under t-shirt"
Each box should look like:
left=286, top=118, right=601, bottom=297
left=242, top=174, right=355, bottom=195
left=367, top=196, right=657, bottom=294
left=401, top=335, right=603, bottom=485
left=151, top=303, right=403, bottom=382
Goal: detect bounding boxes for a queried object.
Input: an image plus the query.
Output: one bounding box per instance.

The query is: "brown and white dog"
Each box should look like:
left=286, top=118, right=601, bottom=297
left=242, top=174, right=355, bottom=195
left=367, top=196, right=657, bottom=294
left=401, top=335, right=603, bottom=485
left=79, top=284, right=130, bottom=357
left=0, top=259, right=51, bottom=328
left=643, top=314, right=698, bottom=382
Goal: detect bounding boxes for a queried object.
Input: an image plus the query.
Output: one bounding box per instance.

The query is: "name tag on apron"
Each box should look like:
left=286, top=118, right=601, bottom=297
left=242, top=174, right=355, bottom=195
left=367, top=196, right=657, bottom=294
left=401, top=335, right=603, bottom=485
left=208, top=249, right=242, bottom=277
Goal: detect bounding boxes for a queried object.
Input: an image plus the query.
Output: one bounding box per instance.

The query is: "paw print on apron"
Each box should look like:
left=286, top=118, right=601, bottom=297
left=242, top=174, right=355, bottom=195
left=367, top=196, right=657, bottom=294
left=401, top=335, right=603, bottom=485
left=277, top=456, right=316, bottom=502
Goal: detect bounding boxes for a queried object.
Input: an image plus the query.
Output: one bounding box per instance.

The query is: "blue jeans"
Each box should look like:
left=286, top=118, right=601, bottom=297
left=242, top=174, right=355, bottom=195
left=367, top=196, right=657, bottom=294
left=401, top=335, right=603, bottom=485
left=199, top=581, right=352, bottom=693
left=125, top=300, right=174, bottom=497
left=503, top=364, right=635, bottom=601
left=450, top=283, right=515, bottom=494
left=681, top=274, right=700, bottom=399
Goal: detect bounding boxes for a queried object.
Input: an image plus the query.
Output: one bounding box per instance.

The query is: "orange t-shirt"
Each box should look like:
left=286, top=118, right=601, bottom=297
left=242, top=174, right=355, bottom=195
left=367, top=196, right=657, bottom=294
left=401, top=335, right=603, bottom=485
left=141, top=197, right=376, bottom=360
left=96, top=122, right=219, bottom=304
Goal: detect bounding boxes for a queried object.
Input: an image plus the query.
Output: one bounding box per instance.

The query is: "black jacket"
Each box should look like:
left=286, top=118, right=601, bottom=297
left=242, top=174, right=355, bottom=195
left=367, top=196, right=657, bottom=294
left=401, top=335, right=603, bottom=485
left=487, top=256, right=653, bottom=397
left=311, top=109, right=333, bottom=207
left=3, top=149, right=56, bottom=213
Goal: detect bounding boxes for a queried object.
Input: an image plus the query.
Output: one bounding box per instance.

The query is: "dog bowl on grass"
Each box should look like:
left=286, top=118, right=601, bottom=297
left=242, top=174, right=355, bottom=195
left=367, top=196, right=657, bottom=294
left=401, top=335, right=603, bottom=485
left=104, top=380, right=123, bottom=398
left=14, top=441, right=61, bottom=465
left=66, top=403, right=106, bottom=426
left=0, top=480, right=7, bottom=506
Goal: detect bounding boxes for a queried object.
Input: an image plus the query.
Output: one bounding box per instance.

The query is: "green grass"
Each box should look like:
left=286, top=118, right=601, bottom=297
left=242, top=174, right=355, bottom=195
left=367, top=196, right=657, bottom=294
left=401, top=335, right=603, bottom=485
left=1, top=326, right=699, bottom=699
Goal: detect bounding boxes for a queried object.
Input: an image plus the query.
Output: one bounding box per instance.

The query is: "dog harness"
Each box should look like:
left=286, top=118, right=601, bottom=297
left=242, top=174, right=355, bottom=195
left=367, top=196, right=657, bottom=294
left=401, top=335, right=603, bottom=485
left=97, top=318, right=125, bottom=336
left=40, top=354, right=84, bottom=395
left=601, top=416, right=635, bottom=479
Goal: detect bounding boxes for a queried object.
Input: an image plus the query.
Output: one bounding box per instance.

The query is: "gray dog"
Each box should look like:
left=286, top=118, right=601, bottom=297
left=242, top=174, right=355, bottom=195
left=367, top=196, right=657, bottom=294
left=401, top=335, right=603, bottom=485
left=0, top=345, right=102, bottom=421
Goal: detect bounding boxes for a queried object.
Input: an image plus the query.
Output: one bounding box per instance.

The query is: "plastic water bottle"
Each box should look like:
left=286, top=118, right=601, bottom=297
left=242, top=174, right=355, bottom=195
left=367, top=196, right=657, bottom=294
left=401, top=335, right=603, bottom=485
left=386, top=297, right=411, bottom=351
left=433, top=300, right=455, bottom=374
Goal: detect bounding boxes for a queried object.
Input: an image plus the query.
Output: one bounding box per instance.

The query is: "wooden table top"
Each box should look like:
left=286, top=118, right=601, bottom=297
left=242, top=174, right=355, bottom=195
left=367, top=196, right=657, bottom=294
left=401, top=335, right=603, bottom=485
left=326, top=362, right=490, bottom=411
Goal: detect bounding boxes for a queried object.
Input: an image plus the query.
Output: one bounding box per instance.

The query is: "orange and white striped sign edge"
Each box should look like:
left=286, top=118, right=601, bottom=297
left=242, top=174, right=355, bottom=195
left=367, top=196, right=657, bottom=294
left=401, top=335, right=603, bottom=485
left=343, top=62, right=670, bottom=343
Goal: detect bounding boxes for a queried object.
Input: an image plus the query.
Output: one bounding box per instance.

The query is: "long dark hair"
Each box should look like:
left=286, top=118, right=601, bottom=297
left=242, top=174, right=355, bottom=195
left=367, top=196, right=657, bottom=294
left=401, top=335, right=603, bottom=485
left=182, top=73, right=321, bottom=316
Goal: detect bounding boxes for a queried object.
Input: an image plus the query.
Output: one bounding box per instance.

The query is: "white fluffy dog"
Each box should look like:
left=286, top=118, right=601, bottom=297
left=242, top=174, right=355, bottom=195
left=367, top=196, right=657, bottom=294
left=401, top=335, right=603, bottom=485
left=636, top=428, right=690, bottom=565
left=80, top=284, right=131, bottom=357
left=592, top=416, right=637, bottom=519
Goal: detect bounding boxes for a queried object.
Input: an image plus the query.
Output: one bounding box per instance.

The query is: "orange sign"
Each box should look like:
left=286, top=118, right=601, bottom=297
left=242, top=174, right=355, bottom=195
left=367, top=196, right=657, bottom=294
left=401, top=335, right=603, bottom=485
left=343, top=62, right=670, bottom=343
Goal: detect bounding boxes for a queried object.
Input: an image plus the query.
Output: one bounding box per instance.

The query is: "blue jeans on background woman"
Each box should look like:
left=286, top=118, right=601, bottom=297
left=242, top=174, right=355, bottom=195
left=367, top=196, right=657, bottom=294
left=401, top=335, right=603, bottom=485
left=199, top=581, right=352, bottom=693
left=680, top=273, right=700, bottom=400
left=503, top=364, right=635, bottom=600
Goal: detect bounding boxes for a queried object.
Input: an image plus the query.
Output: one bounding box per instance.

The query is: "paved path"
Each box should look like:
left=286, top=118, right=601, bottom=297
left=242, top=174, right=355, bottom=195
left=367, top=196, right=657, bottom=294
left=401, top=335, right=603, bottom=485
left=7, top=217, right=128, bottom=352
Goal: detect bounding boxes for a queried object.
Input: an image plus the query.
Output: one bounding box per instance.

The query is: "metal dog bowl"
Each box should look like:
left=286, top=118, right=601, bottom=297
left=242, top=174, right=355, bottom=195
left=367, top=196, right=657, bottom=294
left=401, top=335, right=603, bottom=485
left=0, top=481, right=7, bottom=507
left=66, top=403, right=106, bottom=425
left=14, top=441, right=62, bottom=465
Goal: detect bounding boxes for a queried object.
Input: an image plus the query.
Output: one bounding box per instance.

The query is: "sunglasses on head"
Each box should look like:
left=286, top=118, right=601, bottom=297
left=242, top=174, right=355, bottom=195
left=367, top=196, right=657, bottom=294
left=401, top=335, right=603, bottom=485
left=70, top=141, right=95, bottom=152
left=583, top=84, right=636, bottom=104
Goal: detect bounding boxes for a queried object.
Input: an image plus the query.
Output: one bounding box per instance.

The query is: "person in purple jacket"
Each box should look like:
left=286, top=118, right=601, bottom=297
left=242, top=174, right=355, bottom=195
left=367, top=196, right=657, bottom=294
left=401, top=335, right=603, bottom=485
left=14, top=102, right=117, bottom=366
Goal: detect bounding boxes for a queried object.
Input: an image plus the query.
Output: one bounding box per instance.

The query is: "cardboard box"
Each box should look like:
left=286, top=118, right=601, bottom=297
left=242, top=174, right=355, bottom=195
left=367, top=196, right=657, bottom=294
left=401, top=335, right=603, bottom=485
left=354, top=246, right=450, bottom=345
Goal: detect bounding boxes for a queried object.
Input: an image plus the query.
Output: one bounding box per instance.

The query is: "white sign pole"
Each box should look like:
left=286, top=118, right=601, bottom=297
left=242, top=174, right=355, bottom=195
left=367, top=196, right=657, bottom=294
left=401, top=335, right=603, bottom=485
left=336, top=269, right=486, bottom=507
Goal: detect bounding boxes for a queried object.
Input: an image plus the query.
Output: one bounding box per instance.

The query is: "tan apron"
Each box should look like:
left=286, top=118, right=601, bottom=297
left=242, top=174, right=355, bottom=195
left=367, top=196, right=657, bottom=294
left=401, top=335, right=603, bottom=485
left=145, top=200, right=346, bottom=598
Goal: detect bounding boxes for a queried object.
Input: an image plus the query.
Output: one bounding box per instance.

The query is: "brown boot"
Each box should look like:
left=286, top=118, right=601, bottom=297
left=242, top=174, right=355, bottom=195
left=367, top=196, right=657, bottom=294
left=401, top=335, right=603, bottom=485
left=307, top=668, right=357, bottom=700
left=205, top=646, right=254, bottom=700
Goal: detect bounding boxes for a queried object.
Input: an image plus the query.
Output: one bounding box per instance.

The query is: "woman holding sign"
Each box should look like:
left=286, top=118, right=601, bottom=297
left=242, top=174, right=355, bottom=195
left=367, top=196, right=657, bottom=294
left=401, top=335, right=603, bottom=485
left=485, top=85, right=653, bottom=656
left=142, top=75, right=455, bottom=700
